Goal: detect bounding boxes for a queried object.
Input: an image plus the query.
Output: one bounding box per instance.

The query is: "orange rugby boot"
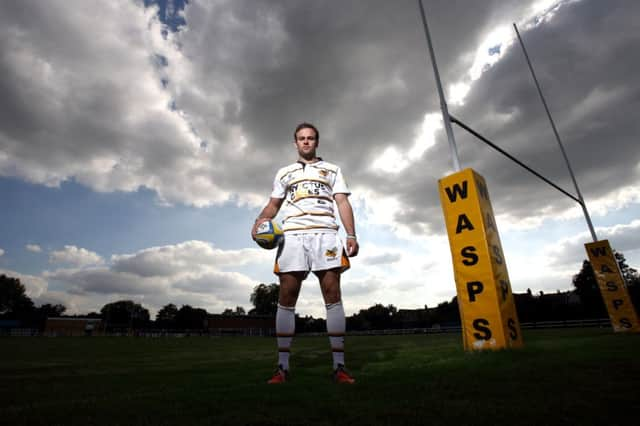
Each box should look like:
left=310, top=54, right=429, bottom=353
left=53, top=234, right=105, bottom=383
left=333, top=364, right=355, bottom=384
left=267, top=365, right=289, bottom=384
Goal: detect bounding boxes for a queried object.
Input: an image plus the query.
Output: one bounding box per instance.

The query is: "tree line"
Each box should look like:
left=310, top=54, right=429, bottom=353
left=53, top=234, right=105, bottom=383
left=1, top=252, right=639, bottom=331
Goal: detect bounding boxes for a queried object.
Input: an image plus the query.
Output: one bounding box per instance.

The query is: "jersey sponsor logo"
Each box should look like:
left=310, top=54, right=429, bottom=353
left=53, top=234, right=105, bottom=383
left=289, top=181, right=329, bottom=201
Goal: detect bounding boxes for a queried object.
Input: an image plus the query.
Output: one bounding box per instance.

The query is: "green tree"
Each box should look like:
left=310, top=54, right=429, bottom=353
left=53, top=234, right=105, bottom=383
left=156, top=303, right=178, bottom=328
left=0, top=274, right=35, bottom=318
left=365, top=304, right=397, bottom=329
left=349, top=304, right=398, bottom=330
left=431, top=296, right=461, bottom=325
left=156, top=303, right=178, bottom=322
left=100, top=300, right=150, bottom=329
left=222, top=306, right=247, bottom=316
left=175, top=305, right=208, bottom=329
left=249, top=283, right=279, bottom=315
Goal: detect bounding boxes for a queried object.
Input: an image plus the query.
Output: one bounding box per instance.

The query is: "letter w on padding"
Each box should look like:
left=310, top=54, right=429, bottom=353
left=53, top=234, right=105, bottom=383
left=445, top=181, right=468, bottom=203
left=589, top=246, right=608, bottom=257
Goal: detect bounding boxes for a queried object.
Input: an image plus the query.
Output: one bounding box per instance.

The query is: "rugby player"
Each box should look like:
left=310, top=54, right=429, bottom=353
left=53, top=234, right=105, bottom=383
left=251, top=122, right=359, bottom=384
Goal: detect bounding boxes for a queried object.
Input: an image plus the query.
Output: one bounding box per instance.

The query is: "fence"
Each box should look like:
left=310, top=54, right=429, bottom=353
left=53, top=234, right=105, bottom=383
left=316, top=318, right=611, bottom=336
left=0, top=328, right=41, bottom=337
left=0, top=318, right=611, bottom=337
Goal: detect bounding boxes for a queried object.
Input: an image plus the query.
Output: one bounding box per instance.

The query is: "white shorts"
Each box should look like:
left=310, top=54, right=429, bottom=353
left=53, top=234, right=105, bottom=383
left=274, top=232, right=350, bottom=276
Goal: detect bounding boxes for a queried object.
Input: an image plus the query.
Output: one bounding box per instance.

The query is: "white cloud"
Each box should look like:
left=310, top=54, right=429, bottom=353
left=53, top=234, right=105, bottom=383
left=371, top=146, right=409, bottom=174
left=35, top=237, right=449, bottom=318
left=0, top=248, right=4, bottom=257
left=448, top=82, right=471, bottom=106
left=40, top=240, right=271, bottom=316
left=371, top=113, right=442, bottom=175
left=173, top=270, right=254, bottom=300
left=45, top=267, right=164, bottom=296
left=26, top=244, right=42, bottom=253
left=548, top=219, right=640, bottom=269
left=49, top=246, right=104, bottom=267
left=321, top=235, right=457, bottom=315
left=469, top=25, right=513, bottom=81
left=600, top=220, right=640, bottom=252
left=362, top=252, right=402, bottom=266
left=409, top=113, right=442, bottom=160
left=111, top=240, right=269, bottom=277
left=525, top=0, right=581, bottom=29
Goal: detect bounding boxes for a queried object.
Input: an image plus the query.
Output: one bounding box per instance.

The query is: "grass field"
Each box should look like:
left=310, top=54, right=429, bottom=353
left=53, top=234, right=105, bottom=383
left=1, top=328, right=639, bottom=425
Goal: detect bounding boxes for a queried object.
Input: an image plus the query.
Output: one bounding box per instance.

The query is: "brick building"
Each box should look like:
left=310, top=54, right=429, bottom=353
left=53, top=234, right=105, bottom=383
left=44, top=317, right=103, bottom=336
left=207, top=315, right=274, bottom=336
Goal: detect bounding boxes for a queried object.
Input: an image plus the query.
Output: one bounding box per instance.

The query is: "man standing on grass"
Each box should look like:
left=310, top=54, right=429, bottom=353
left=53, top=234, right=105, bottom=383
left=251, top=122, right=359, bottom=384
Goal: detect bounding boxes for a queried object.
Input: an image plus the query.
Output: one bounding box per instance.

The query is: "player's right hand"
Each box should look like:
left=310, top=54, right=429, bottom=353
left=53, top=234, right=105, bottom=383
left=346, top=238, right=359, bottom=257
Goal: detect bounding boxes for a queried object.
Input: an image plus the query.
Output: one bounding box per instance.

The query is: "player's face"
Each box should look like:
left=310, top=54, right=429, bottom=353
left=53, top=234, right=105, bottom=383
left=294, top=127, right=318, bottom=159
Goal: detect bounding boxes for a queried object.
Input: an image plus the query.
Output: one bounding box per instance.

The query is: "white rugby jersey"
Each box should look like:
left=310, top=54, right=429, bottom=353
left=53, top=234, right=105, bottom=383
left=271, top=159, right=350, bottom=233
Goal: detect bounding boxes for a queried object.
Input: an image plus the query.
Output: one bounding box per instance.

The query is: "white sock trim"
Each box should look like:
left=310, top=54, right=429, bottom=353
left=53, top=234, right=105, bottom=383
left=277, top=303, right=296, bottom=312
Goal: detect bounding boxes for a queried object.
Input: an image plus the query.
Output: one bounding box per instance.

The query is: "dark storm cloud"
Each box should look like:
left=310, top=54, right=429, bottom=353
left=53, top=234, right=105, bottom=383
left=449, top=0, right=640, bottom=223
left=1, top=0, right=637, bottom=231
left=175, top=0, right=526, bottom=196
left=177, top=0, right=640, bottom=233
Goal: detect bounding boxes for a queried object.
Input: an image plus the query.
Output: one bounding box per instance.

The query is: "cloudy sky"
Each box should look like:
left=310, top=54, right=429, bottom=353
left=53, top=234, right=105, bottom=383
left=1, top=0, right=638, bottom=318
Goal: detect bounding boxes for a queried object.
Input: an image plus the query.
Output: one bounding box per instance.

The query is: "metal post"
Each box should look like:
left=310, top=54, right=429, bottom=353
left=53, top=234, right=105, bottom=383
left=513, top=23, right=598, bottom=242
left=418, top=0, right=461, bottom=171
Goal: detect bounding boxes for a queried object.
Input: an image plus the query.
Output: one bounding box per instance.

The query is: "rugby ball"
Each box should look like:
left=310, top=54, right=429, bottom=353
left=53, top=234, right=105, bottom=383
left=255, top=220, right=284, bottom=250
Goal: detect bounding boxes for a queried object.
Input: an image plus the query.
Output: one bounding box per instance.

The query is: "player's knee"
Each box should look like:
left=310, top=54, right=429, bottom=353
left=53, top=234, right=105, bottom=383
left=325, top=294, right=340, bottom=304
left=279, top=288, right=299, bottom=306
left=322, top=286, right=341, bottom=304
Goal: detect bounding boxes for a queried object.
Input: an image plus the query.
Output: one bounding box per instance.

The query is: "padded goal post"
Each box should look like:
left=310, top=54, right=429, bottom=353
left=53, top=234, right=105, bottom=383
left=439, top=168, right=523, bottom=350
left=585, top=240, right=640, bottom=333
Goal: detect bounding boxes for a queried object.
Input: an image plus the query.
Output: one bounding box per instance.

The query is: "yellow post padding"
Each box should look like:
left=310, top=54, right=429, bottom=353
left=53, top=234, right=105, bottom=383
left=439, top=168, right=523, bottom=350
left=585, top=240, right=640, bottom=333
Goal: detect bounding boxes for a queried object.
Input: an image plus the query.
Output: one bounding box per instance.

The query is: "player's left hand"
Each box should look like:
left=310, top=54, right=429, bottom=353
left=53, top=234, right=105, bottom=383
left=346, top=238, right=359, bottom=257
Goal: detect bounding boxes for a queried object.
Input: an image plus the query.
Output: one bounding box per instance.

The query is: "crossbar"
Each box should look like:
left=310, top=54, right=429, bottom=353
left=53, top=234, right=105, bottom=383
left=449, top=114, right=581, bottom=205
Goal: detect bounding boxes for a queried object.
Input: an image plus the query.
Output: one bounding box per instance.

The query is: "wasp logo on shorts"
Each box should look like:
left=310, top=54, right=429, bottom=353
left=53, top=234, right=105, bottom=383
left=325, top=247, right=338, bottom=259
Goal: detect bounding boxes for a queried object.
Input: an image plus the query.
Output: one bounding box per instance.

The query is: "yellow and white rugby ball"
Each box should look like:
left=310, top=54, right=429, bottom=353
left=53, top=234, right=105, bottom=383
left=255, top=220, right=284, bottom=250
